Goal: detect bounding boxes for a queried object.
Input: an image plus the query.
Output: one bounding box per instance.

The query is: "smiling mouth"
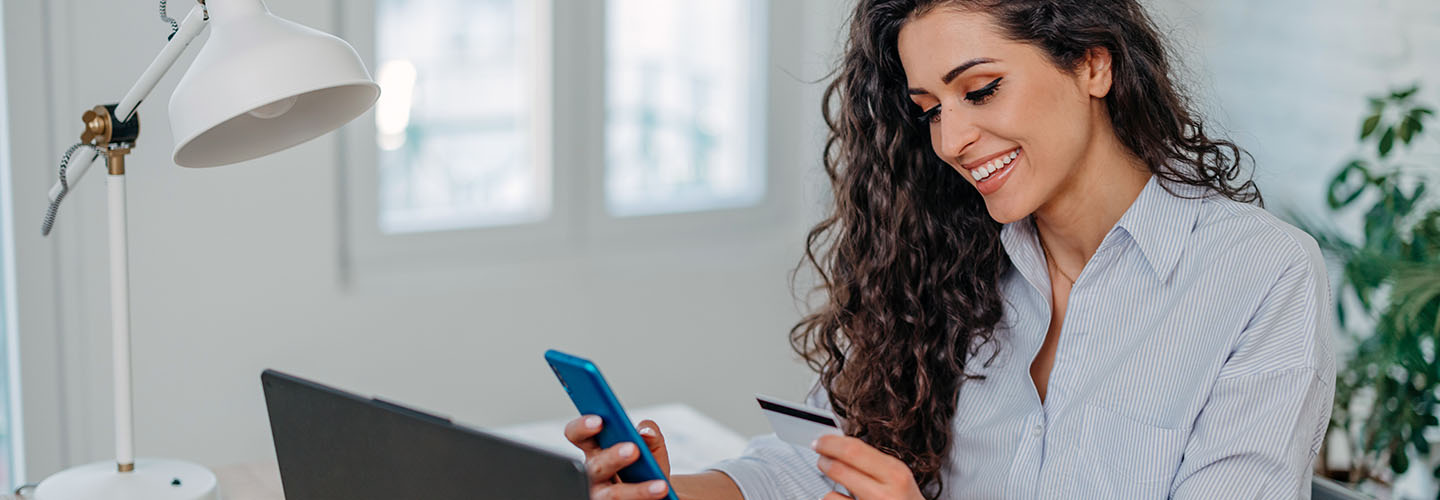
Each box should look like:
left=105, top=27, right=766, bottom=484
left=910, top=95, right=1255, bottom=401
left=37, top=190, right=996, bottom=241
left=966, top=148, right=1019, bottom=182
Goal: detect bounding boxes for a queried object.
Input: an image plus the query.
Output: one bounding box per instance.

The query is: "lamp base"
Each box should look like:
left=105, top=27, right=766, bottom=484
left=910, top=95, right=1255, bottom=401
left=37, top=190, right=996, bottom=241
left=32, top=458, right=219, bottom=500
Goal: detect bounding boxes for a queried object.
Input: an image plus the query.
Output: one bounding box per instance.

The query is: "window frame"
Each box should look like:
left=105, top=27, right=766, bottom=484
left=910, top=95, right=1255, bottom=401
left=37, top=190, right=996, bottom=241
left=0, top=1, right=21, bottom=486
left=339, top=0, right=800, bottom=284
left=341, top=0, right=571, bottom=275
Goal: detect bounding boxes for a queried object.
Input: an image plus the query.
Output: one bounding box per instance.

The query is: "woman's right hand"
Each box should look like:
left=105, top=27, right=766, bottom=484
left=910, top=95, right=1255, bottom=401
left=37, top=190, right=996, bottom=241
left=564, top=415, right=673, bottom=500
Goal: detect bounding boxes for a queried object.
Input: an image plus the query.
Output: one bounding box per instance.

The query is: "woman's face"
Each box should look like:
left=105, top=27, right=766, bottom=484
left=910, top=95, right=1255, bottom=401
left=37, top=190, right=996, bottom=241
left=897, top=8, right=1111, bottom=223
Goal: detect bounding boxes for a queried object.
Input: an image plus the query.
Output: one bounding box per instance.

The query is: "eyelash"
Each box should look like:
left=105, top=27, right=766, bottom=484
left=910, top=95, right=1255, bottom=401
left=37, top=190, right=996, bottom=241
left=916, top=77, right=1005, bottom=124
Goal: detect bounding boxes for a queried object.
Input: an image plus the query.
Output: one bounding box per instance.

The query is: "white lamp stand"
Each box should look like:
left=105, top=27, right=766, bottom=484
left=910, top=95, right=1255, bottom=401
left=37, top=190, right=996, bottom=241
left=31, top=460, right=218, bottom=500
left=32, top=1, right=379, bottom=499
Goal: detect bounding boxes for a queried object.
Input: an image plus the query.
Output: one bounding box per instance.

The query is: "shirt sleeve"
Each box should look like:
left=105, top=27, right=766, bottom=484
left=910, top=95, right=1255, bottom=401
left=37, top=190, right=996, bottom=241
left=705, top=383, right=839, bottom=500
left=1170, top=247, right=1337, bottom=499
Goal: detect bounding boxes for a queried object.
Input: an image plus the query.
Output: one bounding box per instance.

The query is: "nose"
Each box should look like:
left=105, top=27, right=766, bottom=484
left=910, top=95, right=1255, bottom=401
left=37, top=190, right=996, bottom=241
left=935, top=108, right=980, bottom=162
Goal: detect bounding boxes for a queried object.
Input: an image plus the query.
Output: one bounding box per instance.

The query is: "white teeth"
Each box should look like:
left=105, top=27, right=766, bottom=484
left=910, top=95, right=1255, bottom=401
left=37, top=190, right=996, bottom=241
left=970, top=150, right=1021, bottom=181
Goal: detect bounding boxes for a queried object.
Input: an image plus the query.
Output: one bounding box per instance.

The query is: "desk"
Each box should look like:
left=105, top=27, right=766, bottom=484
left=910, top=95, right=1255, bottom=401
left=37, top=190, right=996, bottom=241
left=10, top=404, right=750, bottom=499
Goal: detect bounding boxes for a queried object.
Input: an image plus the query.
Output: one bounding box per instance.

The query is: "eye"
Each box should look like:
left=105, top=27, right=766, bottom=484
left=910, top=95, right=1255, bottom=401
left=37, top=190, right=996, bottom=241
left=964, top=77, right=1003, bottom=104
left=916, top=106, right=941, bottom=124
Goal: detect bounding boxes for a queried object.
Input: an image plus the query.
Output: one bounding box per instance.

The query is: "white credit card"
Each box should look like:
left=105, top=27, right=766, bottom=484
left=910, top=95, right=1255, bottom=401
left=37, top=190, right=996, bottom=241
left=756, top=393, right=843, bottom=448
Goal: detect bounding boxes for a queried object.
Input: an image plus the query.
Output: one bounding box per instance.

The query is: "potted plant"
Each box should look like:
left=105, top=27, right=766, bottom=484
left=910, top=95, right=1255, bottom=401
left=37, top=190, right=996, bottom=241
left=1293, top=84, right=1439, bottom=494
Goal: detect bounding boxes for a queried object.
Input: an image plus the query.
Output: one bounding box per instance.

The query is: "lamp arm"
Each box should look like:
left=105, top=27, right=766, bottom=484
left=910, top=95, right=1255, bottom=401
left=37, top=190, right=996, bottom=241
left=46, top=3, right=209, bottom=203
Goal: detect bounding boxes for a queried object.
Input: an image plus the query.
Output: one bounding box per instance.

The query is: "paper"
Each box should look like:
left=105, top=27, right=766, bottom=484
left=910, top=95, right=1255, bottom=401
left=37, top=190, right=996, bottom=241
left=493, top=403, right=751, bottom=475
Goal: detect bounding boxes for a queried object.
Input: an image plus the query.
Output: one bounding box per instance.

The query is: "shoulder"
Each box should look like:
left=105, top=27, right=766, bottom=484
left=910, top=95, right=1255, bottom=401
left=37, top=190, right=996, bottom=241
left=1190, top=194, right=1326, bottom=284
left=1192, top=196, right=1334, bottom=376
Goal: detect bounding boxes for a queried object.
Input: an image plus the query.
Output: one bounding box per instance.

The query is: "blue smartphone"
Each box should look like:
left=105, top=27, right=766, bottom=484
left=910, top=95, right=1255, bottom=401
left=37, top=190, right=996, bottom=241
left=544, top=349, right=679, bottom=500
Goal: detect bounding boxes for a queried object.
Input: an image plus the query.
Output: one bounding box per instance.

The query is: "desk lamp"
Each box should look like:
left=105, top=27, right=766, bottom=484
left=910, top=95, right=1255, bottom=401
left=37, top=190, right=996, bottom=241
left=33, top=1, right=379, bottom=498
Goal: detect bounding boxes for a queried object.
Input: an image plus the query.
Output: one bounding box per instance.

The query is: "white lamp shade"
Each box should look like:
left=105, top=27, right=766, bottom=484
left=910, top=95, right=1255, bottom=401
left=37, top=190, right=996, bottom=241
left=168, top=0, right=380, bottom=168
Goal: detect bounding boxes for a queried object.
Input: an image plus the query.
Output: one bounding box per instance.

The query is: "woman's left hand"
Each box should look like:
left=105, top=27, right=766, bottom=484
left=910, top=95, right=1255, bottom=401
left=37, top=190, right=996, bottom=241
left=811, top=435, right=925, bottom=500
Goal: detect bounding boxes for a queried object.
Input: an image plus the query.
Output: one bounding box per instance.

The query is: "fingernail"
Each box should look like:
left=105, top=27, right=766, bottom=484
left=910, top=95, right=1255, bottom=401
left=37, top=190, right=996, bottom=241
left=618, top=443, right=636, bottom=457
left=648, top=481, right=668, bottom=494
left=640, top=427, right=656, bottom=436
left=810, top=439, right=819, bottom=450
left=585, top=416, right=601, bottom=429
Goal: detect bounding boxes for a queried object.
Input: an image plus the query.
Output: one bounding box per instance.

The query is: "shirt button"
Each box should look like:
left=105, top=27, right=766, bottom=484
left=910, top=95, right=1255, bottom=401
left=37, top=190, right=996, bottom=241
left=1032, top=424, right=1043, bottom=437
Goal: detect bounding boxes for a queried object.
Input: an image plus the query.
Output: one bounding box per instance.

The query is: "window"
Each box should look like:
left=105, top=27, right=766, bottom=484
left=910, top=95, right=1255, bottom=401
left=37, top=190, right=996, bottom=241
left=344, top=0, right=796, bottom=274
left=373, top=0, right=549, bottom=234
left=367, top=0, right=767, bottom=236
left=604, top=0, right=766, bottom=216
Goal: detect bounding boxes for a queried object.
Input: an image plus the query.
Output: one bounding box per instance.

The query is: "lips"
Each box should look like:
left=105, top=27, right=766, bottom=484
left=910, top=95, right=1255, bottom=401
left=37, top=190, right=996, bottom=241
left=964, top=148, right=1019, bottom=181
left=961, top=147, right=1022, bottom=197
left=961, top=146, right=1019, bottom=172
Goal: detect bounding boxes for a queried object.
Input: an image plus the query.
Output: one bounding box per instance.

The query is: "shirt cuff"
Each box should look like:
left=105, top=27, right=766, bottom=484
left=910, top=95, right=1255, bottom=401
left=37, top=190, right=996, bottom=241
left=707, top=456, right=786, bottom=500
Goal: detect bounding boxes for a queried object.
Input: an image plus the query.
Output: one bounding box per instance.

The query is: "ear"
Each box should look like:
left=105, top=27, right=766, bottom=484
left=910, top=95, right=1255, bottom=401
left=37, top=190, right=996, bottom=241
left=1082, top=47, right=1114, bottom=99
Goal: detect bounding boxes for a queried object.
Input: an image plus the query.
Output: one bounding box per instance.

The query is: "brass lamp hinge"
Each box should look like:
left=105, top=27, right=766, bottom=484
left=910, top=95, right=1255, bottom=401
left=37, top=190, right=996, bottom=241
left=79, top=104, right=140, bottom=148
left=80, top=105, right=112, bottom=146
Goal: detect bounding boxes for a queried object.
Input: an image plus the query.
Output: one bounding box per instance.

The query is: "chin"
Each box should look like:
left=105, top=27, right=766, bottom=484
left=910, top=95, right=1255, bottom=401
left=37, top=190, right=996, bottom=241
left=983, top=197, right=1032, bottom=224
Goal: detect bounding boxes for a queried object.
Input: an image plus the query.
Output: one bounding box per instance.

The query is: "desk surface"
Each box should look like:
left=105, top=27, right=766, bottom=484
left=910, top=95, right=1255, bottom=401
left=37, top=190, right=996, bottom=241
left=9, top=404, right=750, bottom=499
left=9, top=462, right=285, bottom=500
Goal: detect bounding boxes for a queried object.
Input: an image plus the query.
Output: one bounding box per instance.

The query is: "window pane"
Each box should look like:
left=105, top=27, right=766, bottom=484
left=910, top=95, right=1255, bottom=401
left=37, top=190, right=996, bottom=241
left=375, top=0, right=548, bottom=234
left=605, top=0, right=765, bottom=216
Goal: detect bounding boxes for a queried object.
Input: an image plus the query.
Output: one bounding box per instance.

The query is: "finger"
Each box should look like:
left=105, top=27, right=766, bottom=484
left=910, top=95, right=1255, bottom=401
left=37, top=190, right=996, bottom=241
left=636, top=420, right=665, bottom=451
left=820, top=493, right=853, bottom=500
left=564, top=415, right=605, bottom=454
left=588, top=441, right=643, bottom=481
left=811, top=435, right=901, bottom=483
left=593, top=480, right=671, bottom=500
left=636, top=420, right=671, bottom=478
left=817, top=455, right=886, bottom=499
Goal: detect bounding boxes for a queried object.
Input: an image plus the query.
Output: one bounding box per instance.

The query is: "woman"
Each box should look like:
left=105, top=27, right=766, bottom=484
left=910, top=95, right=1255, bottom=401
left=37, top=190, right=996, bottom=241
left=566, top=0, right=1335, bottom=498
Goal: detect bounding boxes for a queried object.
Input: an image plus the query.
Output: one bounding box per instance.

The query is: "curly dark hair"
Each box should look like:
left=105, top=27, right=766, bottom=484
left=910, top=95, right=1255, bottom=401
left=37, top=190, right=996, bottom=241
left=791, top=0, right=1262, bottom=497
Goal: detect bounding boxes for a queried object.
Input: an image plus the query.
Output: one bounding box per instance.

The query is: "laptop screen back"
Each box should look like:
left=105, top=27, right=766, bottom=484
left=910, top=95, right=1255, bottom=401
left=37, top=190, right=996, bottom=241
left=262, top=369, right=588, bottom=500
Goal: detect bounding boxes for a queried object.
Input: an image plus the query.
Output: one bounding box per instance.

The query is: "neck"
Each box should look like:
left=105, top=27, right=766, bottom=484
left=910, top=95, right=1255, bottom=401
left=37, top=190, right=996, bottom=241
left=1032, top=126, right=1151, bottom=279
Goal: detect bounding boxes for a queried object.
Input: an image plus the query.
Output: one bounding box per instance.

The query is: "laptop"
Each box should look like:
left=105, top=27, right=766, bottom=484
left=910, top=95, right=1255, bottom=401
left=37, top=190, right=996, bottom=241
left=261, top=369, right=589, bottom=500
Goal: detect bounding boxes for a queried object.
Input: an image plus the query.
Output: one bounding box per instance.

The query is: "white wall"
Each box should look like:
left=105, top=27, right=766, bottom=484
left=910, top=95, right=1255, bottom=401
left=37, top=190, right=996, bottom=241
left=5, top=0, right=853, bottom=480
left=1145, top=0, right=1440, bottom=215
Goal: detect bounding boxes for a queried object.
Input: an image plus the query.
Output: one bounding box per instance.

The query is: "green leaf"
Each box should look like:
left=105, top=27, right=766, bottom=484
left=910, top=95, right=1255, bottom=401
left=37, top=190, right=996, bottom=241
left=1417, top=107, right=1436, bottom=117
left=1414, top=182, right=1429, bottom=204
left=1362, top=114, right=1382, bottom=139
left=1328, top=160, right=1371, bottom=209
left=1393, top=446, right=1412, bottom=473
left=1380, top=127, right=1397, bottom=156
left=1394, top=185, right=1416, bottom=217
left=1394, top=85, right=1421, bottom=100
left=1401, top=116, right=1418, bottom=144
left=1392, top=266, right=1440, bottom=338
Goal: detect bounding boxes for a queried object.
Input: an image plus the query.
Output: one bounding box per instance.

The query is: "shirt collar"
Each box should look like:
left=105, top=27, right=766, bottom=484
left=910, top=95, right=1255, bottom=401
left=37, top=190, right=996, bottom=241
left=999, top=175, right=1208, bottom=288
left=1113, top=175, right=1208, bottom=280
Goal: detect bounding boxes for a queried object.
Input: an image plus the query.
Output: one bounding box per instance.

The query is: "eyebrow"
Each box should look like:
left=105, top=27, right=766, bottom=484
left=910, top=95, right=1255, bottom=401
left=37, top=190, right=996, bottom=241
left=906, top=58, right=998, bottom=95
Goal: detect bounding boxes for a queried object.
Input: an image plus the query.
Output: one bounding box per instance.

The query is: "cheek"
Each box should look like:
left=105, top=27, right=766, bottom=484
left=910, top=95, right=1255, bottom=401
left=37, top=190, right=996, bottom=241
left=1011, top=80, right=1090, bottom=164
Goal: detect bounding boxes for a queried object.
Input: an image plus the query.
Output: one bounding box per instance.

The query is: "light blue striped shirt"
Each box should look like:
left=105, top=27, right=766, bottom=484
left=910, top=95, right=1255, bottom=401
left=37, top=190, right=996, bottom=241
left=711, top=176, right=1336, bottom=499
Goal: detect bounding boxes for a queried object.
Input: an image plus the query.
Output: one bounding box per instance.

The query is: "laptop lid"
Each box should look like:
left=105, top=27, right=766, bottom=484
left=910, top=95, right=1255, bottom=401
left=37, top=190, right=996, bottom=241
left=261, top=369, right=589, bottom=500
